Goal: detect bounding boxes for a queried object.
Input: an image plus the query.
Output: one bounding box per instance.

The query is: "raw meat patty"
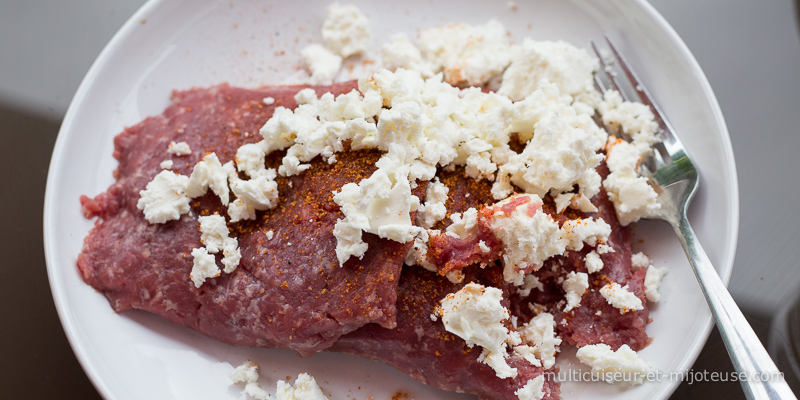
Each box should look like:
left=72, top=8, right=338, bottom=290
left=78, top=83, right=416, bottom=356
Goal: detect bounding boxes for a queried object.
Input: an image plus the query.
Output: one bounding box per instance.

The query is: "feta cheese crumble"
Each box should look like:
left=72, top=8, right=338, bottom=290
left=598, top=90, right=660, bottom=156
left=332, top=164, right=421, bottom=266
left=167, top=141, right=192, bottom=156
left=276, top=373, right=329, bottom=400
left=498, top=40, right=599, bottom=101
left=436, top=283, right=517, bottom=379
left=159, top=159, right=173, bottom=170
left=321, top=2, right=370, bottom=58
left=418, top=20, right=512, bottom=86
left=631, top=252, right=650, bottom=268
left=516, top=312, right=562, bottom=369
left=416, top=177, right=449, bottom=229
left=484, top=195, right=564, bottom=285
left=230, top=360, right=269, bottom=400
left=585, top=250, right=604, bottom=273
left=560, top=217, right=611, bottom=251
left=603, top=138, right=660, bottom=226
left=515, top=375, right=545, bottom=400
left=645, top=265, right=668, bottom=303
left=600, top=282, right=644, bottom=314
left=186, top=153, right=235, bottom=206
left=380, top=34, right=430, bottom=74
left=228, top=199, right=256, bottom=223
left=562, top=271, right=588, bottom=312
left=136, top=170, right=190, bottom=223
left=190, top=247, right=220, bottom=288
left=576, top=344, right=652, bottom=385
left=301, top=44, right=343, bottom=85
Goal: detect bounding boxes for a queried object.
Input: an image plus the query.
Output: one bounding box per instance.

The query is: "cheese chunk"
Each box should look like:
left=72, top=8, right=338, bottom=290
left=437, top=283, right=516, bottom=379
left=136, top=170, right=190, bottom=224
left=600, top=282, right=644, bottom=314
left=576, top=344, right=652, bottom=385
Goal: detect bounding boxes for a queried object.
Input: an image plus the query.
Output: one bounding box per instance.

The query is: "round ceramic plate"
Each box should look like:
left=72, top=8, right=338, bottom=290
left=44, top=0, right=738, bottom=399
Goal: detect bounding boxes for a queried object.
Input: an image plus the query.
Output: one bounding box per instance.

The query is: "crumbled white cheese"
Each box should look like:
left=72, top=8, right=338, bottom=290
left=186, top=153, right=235, bottom=206
left=159, top=160, right=173, bottom=170
left=196, top=214, right=241, bottom=276
left=585, top=250, right=604, bottom=273
left=235, top=140, right=270, bottom=178
left=498, top=39, right=599, bottom=101
left=437, top=283, right=516, bottom=379
left=600, top=282, right=644, bottom=314
left=332, top=218, right=369, bottom=266
left=199, top=214, right=229, bottom=253
left=263, top=97, right=275, bottom=105
left=445, top=270, right=465, bottom=284
left=168, top=141, right=192, bottom=156
left=276, top=373, right=329, bottom=400
left=570, top=193, right=598, bottom=213
left=554, top=193, right=573, bottom=214
left=190, top=247, right=220, bottom=288
left=603, top=139, right=660, bottom=225
left=316, top=89, right=382, bottom=122
left=517, top=275, right=544, bottom=297
left=563, top=271, right=588, bottom=312
left=266, top=230, right=274, bottom=240
left=321, top=2, right=370, bottom=58
left=576, top=344, right=652, bottom=385
left=136, top=170, right=191, bottom=224
left=645, top=265, right=668, bottom=303
left=631, top=252, right=650, bottom=268
left=220, top=237, right=241, bottom=274
left=419, top=20, right=512, bottom=86
left=515, top=376, right=545, bottom=400
left=230, top=360, right=269, bottom=400
left=228, top=199, right=256, bottom=222
left=517, top=312, right=562, bottom=369
left=560, top=217, right=611, bottom=251
left=405, top=229, right=439, bottom=271
left=598, top=90, right=660, bottom=156
left=493, top=91, right=605, bottom=199
left=445, top=207, right=479, bottom=239
left=484, top=195, right=564, bottom=285
left=294, top=88, right=318, bottom=105
left=332, top=163, right=421, bottom=266
left=417, top=177, right=449, bottom=229
left=301, top=44, right=343, bottom=85
left=597, top=244, right=615, bottom=255
left=380, top=34, right=431, bottom=75
left=230, top=169, right=280, bottom=211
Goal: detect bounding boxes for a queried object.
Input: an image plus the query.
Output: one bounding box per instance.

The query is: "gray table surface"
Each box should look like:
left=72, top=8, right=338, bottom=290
left=1, top=0, right=798, bottom=398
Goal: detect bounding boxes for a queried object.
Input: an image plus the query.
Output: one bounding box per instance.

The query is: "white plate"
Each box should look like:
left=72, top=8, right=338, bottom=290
left=44, top=0, right=738, bottom=399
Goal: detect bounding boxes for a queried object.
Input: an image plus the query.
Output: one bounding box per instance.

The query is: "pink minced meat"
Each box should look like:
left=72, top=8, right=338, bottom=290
left=77, top=83, right=416, bottom=356
left=332, top=266, right=561, bottom=400
left=426, top=165, right=651, bottom=352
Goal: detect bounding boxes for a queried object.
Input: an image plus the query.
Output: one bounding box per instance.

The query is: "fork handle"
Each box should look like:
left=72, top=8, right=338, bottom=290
left=674, top=216, right=797, bottom=399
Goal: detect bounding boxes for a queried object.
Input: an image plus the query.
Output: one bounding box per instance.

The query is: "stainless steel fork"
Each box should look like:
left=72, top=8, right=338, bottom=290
left=591, top=36, right=797, bottom=400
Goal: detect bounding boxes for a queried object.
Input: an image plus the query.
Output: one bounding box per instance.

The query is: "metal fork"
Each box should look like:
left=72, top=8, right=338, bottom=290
left=591, top=36, right=796, bottom=400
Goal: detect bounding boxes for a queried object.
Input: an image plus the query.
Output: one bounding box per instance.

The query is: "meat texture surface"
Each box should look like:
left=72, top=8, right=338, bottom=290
left=78, top=83, right=415, bottom=356
left=78, top=83, right=650, bottom=399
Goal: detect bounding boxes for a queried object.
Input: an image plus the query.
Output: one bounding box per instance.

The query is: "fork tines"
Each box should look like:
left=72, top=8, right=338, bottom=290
left=590, top=35, right=674, bottom=169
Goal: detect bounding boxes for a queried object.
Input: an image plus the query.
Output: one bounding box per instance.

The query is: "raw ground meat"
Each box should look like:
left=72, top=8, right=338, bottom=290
left=78, top=82, right=651, bottom=399
left=78, top=83, right=420, bottom=356
left=332, top=266, right=561, bottom=400
left=422, top=165, right=650, bottom=352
